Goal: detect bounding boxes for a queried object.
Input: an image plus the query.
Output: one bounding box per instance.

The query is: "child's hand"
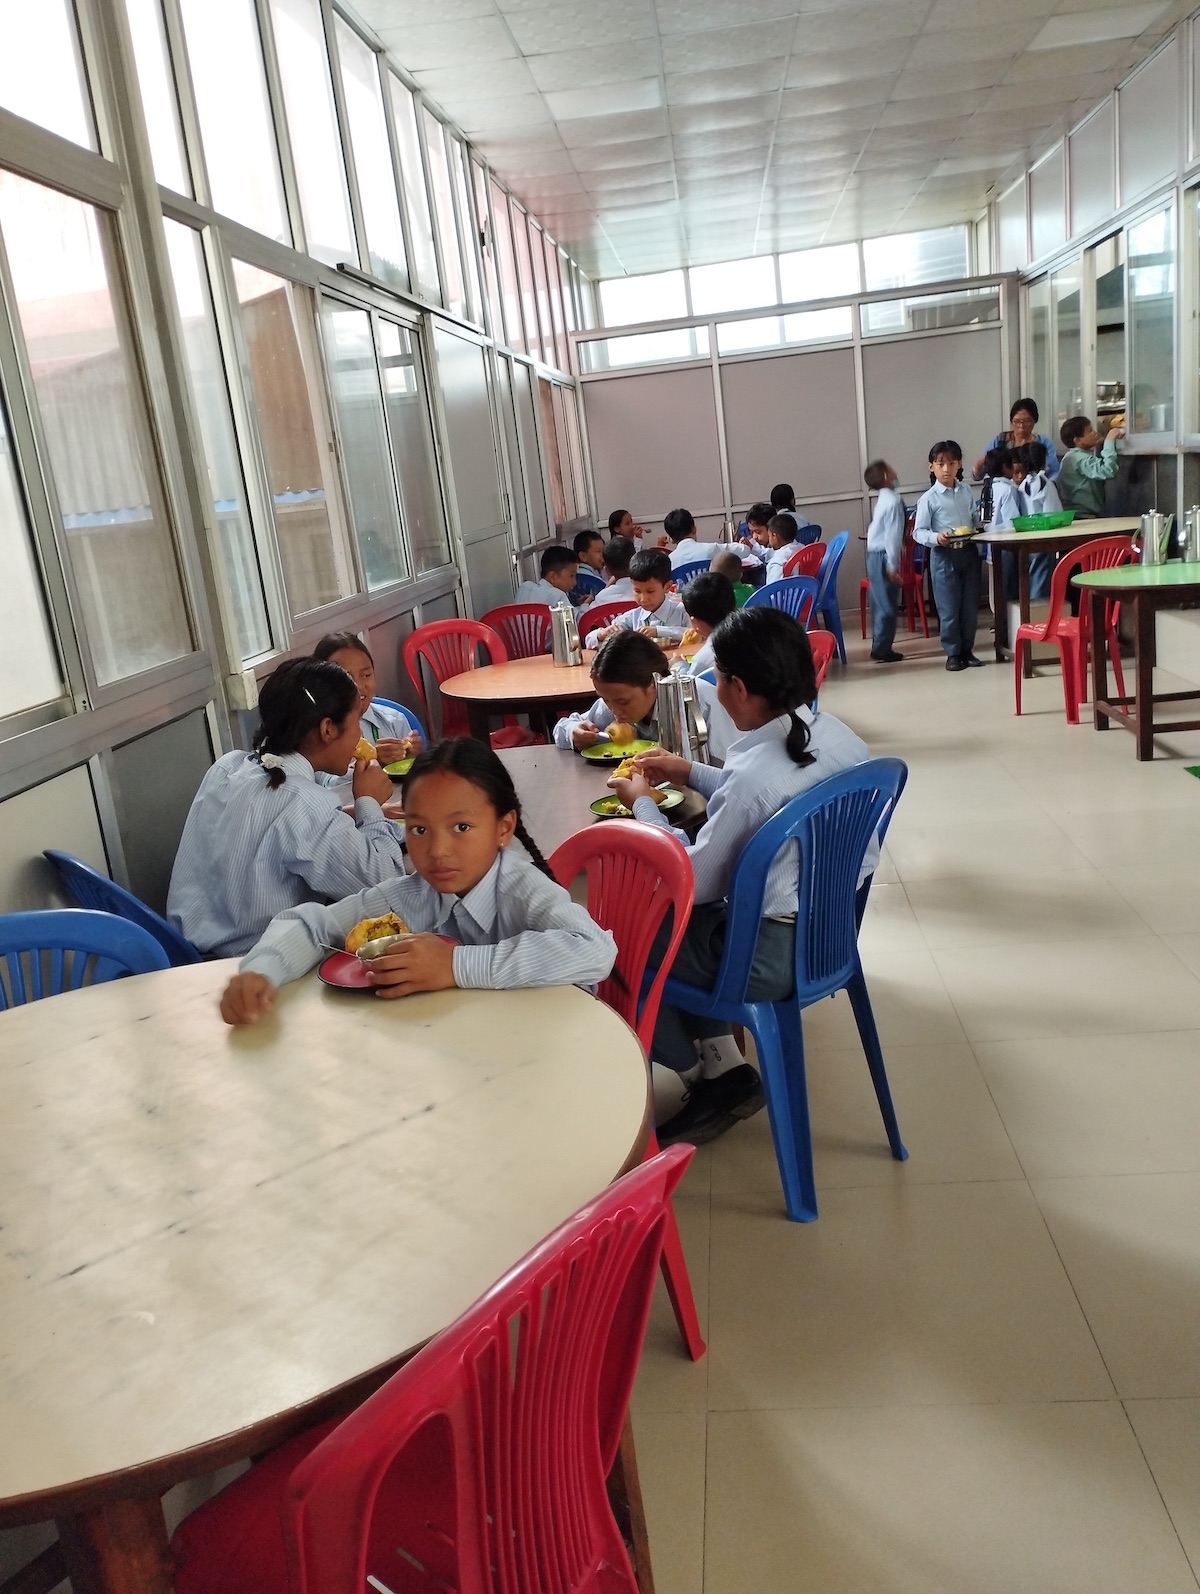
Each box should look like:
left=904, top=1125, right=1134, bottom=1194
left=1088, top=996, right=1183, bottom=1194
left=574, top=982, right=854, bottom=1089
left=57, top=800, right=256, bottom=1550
left=366, top=933, right=456, bottom=998
left=571, top=720, right=603, bottom=749
left=220, top=973, right=277, bottom=1027
left=353, top=758, right=395, bottom=804
left=609, top=771, right=656, bottom=808
left=886, top=567, right=900, bottom=585
left=375, top=736, right=413, bottom=765
left=937, top=532, right=952, bottom=546
left=1108, top=425, right=1126, bottom=440
left=635, top=748, right=691, bottom=786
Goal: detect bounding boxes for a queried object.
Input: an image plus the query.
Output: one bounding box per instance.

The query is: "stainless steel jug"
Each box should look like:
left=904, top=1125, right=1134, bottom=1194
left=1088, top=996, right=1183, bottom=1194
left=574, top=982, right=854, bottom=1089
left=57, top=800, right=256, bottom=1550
left=550, top=603, right=581, bottom=666
left=1139, top=512, right=1173, bottom=566
left=1184, top=507, right=1200, bottom=562
left=657, top=669, right=709, bottom=762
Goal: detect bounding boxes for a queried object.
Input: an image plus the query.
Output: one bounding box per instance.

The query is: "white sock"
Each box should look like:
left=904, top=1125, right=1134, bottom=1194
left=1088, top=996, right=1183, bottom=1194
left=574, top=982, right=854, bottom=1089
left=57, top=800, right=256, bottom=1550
left=699, top=1035, right=750, bottom=1079
left=652, top=1061, right=696, bottom=1119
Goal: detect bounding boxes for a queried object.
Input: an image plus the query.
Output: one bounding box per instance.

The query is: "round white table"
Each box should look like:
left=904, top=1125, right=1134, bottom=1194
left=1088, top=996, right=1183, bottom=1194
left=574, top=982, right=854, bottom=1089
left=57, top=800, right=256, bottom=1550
left=0, top=964, right=650, bottom=1591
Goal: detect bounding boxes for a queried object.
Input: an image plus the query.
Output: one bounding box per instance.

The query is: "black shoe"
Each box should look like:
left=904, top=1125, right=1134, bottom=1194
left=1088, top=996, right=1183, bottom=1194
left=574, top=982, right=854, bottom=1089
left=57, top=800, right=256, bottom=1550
left=945, top=656, right=966, bottom=672
left=656, top=1064, right=765, bottom=1147
left=870, top=649, right=905, bottom=663
left=960, top=652, right=984, bottom=668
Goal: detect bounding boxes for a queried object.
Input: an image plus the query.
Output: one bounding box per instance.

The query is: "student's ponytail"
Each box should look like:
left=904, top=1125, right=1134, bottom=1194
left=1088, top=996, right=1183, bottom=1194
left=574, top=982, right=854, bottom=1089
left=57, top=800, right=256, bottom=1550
left=400, top=737, right=555, bottom=879
left=253, top=658, right=359, bottom=789
left=710, top=607, right=818, bottom=769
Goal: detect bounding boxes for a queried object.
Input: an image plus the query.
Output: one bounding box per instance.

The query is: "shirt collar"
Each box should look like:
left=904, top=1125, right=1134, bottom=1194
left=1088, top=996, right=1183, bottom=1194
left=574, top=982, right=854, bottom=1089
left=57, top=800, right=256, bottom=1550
left=278, top=751, right=316, bottom=780
left=932, top=480, right=960, bottom=496
left=433, top=849, right=503, bottom=933
left=732, top=707, right=813, bottom=753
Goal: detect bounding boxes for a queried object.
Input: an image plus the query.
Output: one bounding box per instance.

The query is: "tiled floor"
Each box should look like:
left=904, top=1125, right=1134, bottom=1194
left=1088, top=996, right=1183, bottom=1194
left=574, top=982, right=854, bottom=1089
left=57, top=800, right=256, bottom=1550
left=632, top=628, right=1200, bottom=1593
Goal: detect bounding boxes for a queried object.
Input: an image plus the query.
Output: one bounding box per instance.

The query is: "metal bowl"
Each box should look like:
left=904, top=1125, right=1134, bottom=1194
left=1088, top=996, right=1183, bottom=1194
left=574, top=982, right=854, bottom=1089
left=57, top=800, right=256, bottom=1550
left=356, top=933, right=409, bottom=961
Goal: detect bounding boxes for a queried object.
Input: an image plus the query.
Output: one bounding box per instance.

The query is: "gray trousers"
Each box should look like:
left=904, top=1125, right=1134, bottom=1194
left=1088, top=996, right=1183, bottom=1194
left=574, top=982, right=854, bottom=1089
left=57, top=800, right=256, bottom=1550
left=929, top=544, right=982, bottom=657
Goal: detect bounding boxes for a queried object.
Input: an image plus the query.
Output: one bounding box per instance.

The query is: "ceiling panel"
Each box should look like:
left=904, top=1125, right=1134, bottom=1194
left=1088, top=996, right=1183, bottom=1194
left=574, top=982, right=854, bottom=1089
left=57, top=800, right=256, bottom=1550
left=351, top=0, right=1197, bottom=276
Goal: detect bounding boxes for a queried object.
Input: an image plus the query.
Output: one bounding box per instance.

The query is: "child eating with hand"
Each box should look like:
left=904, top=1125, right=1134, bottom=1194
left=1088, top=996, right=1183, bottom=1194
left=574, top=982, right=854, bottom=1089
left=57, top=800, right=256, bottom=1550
left=312, top=631, right=423, bottom=777
left=583, top=548, right=687, bottom=645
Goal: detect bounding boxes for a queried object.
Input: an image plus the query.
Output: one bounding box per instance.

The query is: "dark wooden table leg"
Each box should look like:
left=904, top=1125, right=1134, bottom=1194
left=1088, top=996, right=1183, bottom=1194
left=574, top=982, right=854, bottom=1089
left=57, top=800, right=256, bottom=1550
left=608, top=1414, right=656, bottom=1594
left=1135, top=593, right=1155, bottom=760
left=991, top=549, right=1007, bottom=662
left=465, top=700, right=492, bottom=742
left=56, top=1499, right=172, bottom=1594
left=1090, top=586, right=1108, bottom=730
left=1018, top=552, right=1033, bottom=678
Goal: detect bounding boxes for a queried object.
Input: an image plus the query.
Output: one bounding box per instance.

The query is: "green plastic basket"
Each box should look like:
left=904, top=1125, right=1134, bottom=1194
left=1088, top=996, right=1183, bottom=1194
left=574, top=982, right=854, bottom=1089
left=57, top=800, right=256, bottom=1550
left=1010, top=511, right=1076, bottom=532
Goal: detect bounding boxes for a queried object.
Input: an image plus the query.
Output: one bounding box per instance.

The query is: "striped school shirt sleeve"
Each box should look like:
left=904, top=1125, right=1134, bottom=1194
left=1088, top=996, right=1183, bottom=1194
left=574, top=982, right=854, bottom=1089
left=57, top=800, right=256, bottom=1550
left=240, top=875, right=439, bottom=988
left=452, top=859, right=617, bottom=991
left=281, top=795, right=408, bottom=905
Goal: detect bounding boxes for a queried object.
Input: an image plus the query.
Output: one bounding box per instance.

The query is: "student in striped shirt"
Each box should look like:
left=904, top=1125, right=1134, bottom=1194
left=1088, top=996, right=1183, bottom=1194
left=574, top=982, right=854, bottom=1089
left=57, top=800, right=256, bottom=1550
left=168, top=658, right=408, bottom=960
left=219, top=739, right=616, bottom=1024
left=312, top=631, right=423, bottom=778
left=583, top=548, right=687, bottom=646
left=609, top=607, right=872, bottom=1145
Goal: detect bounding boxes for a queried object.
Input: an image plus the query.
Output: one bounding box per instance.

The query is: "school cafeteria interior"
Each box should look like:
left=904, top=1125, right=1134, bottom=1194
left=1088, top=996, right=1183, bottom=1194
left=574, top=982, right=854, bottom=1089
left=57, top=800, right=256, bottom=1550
left=3, top=0, right=1200, bottom=1589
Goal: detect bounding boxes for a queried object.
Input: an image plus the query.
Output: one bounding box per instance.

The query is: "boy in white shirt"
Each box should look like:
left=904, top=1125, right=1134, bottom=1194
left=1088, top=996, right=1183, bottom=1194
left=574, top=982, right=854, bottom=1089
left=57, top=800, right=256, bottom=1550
left=601, top=533, right=636, bottom=600
left=763, top=514, right=801, bottom=584
left=584, top=549, right=687, bottom=645
left=514, top=545, right=582, bottom=611
left=913, top=439, right=982, bottom=672
left=864, top=459, right=906, bottom=663
left=663, top=507, right=714, bottom=571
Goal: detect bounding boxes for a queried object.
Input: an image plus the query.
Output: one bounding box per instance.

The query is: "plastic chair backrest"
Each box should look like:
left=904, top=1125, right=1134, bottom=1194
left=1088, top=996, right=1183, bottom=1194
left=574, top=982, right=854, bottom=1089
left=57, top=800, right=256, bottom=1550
left=282, top=1146, right=694, bottom=1594
left=0, top=909, right=170, bottom=1009
left=695, top=667, right=716, bottom=685
left=707, top=758, right=908, bottom=1011
left=797, top=521, right=822, bottom=545
left=549, top=820, right=694, bottom=1052
left=898, top=529, right=920, bottom=581
left=581, top=597, right=637, bottom=640
left=573, top=567, right=606, bottom=599
left=816, top=531, right=849, bottom=608
left=43, top=850, right=201, bottom=966
left=402, top=620, right=508, bottom=738
left=745, top=574, right=818, bottom=626
left=809, top=630, right=837, bottom=690
left=783, top=542, right=825, bottom=580
left=479, top=602, right=554, bottom=660
left=671, top=558, right=710, bottom=589
left=1076, top=534, right=1136, bottom=575
left=1033, top=545, right=1089, bottom=641
left=369, top=696, right=426, bottom=742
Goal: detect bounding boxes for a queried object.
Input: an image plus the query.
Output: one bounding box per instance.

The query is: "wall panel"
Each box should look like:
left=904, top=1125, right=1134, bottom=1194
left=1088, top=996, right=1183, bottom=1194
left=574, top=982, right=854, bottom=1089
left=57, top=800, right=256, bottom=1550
left=1029, top=144, right=1066, bottom=262
left=0, top=765, right=107, bottom=913
left=111, top=711, right=215, bottom=915
left=721, top=348, right=860, bottom=503
left=997, top=179, right=1027, bottom=272
left=1069, top=102, right=1115, bottom=238
left=862, top=329, right=1004, bottom=488
left=1119, top=39, right=1180, bottom=204
left=582, top=367, right=723, bottom=519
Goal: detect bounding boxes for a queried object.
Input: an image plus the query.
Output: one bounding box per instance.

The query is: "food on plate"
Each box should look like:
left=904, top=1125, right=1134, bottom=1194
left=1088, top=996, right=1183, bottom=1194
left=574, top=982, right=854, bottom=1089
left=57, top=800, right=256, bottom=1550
left=679, top=627, right=701, bottom=650
left=612, top=757, right=666, bottom=802
left=607, top=720, right=636, bottom=745
left=345, top=912, right=410, bottom=955
left=594, top=797, right=629, bottom=817
left=354, top=737, right=377, bottom=761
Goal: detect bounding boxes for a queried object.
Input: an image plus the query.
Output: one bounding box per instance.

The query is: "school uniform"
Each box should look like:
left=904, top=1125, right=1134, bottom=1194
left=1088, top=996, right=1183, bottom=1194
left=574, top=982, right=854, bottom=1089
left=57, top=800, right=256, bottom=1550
left=668, top=539, right=714, bottom=571
left=631, top=707, right=873, bottom=1071
left=983, top=430, right=1059, bottom=479
left=603, top=575, right=634, bottom=601
left=167, top=751, right=407, bottom=959
left=680, top=636, right=716, bottom=677
left=239, top=845, right=616, bottom=992
left=553, top=677, right=732, bottom=763
left=1018, top=473, right=1062, bottom=600
left=514, top=577, right=581, bottom=612
left=913, top=480, right=981, bottom=662
left=607, top=595, right=688, bottom=644
left=763, top=542, right=801, bottom=584
left=319, top=700, right=424, bottom=793
left=780, top=509, right=817, bottom=542
left=865, top=486, right=905, bottom=658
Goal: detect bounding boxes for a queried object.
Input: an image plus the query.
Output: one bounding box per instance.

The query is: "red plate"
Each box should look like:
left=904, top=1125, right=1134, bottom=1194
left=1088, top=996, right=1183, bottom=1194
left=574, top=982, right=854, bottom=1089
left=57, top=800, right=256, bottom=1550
left=318, top=952, right=374, bottom=990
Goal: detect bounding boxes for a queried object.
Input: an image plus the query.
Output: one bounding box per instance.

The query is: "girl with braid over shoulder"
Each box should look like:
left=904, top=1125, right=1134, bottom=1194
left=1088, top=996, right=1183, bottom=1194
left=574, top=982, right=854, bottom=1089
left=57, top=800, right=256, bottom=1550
left=220, top=739, right=616, bottom=1025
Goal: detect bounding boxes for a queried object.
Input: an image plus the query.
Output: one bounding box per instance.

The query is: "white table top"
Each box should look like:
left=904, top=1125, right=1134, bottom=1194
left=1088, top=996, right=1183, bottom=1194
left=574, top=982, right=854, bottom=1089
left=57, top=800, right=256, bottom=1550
left=0, top=964, right=649, bottom=1515
left=983, top=515, right=1139, bottom=547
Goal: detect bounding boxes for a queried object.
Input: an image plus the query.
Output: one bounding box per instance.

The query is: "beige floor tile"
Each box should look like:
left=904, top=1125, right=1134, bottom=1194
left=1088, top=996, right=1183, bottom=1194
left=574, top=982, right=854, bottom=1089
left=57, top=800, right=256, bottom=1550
left=1164, top=931, right=1200, bottom=979
left=1124, top=1399, right=1200, bottom=1582
left=1103, top=866, right=1200, bottom=932
left=633, top=1190, right=710, bottom=1416
left=975, top=1032, right=1200, bottom=1177
left=1033, top=1173, right=1200, bottom=1398
left=703, top=1403, right=1198, bottom=1594
left=884, top=814, right=1092, bottom=881
left=706, top=1182, right=1113, bottom=1409
left=1063, top=807, right=1200, bottom=872
left=632, top=1410, right=706, bottom=1594
left=708, top=1041, right=1021, bottom=1197
left=905, top=868, right=1152, bottom=950
left=930, top=934, right=1200, bottom=1042
left=800, top=945, right=967, bottom=1050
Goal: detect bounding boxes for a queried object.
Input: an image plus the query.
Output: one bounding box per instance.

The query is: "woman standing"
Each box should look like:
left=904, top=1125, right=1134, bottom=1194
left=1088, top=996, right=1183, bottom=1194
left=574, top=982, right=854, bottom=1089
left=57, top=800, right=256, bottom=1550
left=973, top=398, right=1059, bottom=481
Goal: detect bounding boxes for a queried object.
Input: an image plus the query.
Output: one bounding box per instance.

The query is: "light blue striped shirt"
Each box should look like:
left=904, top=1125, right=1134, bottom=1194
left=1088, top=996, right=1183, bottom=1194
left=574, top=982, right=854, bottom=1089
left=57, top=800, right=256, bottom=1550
left=515, top=577, right=582, bottom=615
left=319, top=700, right=424, bottom=793
left=552, top=676, right=731, bottom=760
left=240, top=844, right=616, bottom=992
left=913, top=481, right=978, bottom=548
left=632, top=708, right=873, bottom=915
left=610, top=595, right=688, bottom=643
left=167, top=750, right=408, bottom=959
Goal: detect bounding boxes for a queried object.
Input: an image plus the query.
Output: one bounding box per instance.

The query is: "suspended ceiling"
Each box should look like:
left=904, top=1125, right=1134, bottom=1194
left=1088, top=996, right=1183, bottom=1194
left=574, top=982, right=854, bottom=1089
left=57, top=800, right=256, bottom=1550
left=350, top=0, right=1193, bottom=279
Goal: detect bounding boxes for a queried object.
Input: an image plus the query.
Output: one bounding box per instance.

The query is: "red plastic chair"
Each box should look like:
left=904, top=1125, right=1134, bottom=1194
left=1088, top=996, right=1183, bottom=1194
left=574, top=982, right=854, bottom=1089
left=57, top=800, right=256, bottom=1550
left=1072, top=534, right=1136, bottom=707
left=171, top=1147, right=694, bottom=1594
left=1013, top=551, right=1083, bottom=722
left=783, top=541, right=825, bottom=580
left=809, top=629, right=836, bottom=690
left=402, top=619, right=507, bottom=739
left=550, top=821, right=705, bottom=1362
left=581, top=597, right=637, bottom=645
left=480, top=602, right=554, bottom=660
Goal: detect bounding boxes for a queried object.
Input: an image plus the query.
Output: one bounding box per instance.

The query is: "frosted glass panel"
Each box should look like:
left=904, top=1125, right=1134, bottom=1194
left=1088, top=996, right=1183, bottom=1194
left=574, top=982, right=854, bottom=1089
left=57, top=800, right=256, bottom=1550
left=688, top=255, right=777, bottom=315
left=1070, top=103, right=1115, bottom=238
left=1119, top=39, right=1179, bottom=204
left=1029, top=144, right=1066, bottom=262
left=600, top=270, right=687, bottom=326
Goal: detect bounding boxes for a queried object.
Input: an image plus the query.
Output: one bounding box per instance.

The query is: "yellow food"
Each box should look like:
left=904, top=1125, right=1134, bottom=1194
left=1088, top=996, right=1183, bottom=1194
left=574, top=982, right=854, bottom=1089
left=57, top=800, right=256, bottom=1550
left=679, top=627, right=702, bottom=650
left=613, top=757, right=666, bottom=804
left=607, top=721, right=636, bottom=745
left=345, top=912, right=410, bottom=954
left=354, top=738, right=376, bottom=761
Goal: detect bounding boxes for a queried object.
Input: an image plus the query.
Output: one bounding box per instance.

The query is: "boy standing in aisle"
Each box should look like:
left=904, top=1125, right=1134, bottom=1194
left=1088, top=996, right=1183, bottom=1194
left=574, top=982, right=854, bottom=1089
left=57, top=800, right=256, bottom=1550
left=864, top=459, right=905, bottom=663
left=913, top=440, right=983, bottom=672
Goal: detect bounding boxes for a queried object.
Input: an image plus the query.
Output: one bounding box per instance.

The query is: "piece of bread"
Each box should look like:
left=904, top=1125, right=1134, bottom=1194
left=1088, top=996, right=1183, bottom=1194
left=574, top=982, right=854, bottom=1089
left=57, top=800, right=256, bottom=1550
left=354, top=737, right=376, bottom=761
left=679, top=627, right=701, bottom=650
left=613, top=757, right=665, bottom=803
left=607, top=721, right=636, bottom=745
left=345, top=912, right=410, bottom=954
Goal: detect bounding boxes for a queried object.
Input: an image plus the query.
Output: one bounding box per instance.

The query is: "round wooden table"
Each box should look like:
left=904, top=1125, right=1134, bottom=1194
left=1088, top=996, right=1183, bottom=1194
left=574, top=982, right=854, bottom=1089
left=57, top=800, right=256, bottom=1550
left=440, top=655, right=597, bottom=740
left=0, top=964, right=650, bottom=1591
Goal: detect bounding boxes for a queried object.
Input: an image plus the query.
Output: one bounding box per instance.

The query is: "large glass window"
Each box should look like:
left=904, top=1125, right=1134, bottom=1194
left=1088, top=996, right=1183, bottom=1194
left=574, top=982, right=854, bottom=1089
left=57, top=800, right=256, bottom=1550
left=378, top=319, right=450, bottom=573
left=0, top=397, right=64, bottom=719
left=530, top=223, right=554, bottom=362
left=0, top=173, right=192, bottom=685
left=1052, top=261, right=1083, bottom=434
left=599, top=270, right=686, bottom=326
left=546, top=235, right=569, bottom=373
left=232, top=259, right=352, bottom=614
left=178, top=0, right=289, bottom=242
left=321, top=301, right=407, bottom=590
left=334, top=18, right=407, bottom=289
left=1091, top=235, right=1126, bottom=441
left=1027, top=277, right=1051, bottom=427
left=512, top=205, right=542, bottom=364
left=164, top=220, right=271, bottom=660
left=422, top=109, right=466, bottom=320
left=123, top=0, right=191, bottom=193
left=689, top=255, right=777, bottom=316
left=450, top=135, right=482, bottom=326
left=0, top=0, right=94, bottom=149
left=388, top=76, right=439, bottom=304
left=268, top=0, right=355, bottom=267
left=474, top=160, right=504, bottom=341
left=1129, top=205, right=1175, bottom=432
left=860, top=286, right=1000, bottom=337
left=491, top=178, right=524, bottom=352
left=778, top=243, right=860, bottom=303
left=717, top=305, right=852, bottom=355
left=862, top=225, right=969, bottom=291
left=537, top=376, right=567, bottom=529
left=578, top=326, right=710, bottom=373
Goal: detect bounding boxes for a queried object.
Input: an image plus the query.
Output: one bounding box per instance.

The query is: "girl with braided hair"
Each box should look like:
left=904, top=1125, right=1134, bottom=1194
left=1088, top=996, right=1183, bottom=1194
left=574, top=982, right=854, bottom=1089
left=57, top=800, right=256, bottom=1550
left=221, top=738, right=615, bottom=1025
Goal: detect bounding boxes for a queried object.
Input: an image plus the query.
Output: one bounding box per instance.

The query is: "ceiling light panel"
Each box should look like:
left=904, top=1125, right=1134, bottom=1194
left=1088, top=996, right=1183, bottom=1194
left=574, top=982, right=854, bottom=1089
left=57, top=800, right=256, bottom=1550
left=660, top=17, right=796, bottom=75
left=1030, top=3, right=1168, bottom=48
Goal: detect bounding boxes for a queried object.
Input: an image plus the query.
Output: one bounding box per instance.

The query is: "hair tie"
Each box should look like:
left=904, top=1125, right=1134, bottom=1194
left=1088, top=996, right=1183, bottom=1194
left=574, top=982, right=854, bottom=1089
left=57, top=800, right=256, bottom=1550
left=260, top=752, right=284, bottom=770
left=303, top=688, right=316, bottom=706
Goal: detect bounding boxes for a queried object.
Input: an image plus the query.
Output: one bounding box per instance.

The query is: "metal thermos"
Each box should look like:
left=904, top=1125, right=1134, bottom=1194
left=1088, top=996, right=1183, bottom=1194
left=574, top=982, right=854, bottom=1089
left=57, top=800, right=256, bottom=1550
left=550, top=603, right=581, bottom=666
left=657, top=669, right=709, bottom=763
left=1139, top=512, right=1173, bottom=566
left=1184, top=507, right=1200, bottom=562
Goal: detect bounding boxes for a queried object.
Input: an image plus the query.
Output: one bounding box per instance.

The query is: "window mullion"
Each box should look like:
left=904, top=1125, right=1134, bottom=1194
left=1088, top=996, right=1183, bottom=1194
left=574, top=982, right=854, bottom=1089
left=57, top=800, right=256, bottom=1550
left=253, top=0, right=307, bottom=259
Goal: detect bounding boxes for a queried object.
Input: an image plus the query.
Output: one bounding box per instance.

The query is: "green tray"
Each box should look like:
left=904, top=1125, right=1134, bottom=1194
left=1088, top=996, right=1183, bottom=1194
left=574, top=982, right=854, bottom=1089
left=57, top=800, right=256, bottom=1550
left=1011, top=511, right=1076, bottom=532
left=382, top=756, right=415, bottom=778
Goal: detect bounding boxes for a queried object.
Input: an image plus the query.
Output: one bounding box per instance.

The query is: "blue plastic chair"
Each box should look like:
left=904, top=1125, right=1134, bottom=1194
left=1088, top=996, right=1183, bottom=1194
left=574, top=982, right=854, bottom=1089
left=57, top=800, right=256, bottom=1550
left=813, top=530, right=849, bottom=662
left=671, top=558, right=710, bottom=589
left=662, top=758, right=909, bottom=1222
left=797, top=521, right=823, bottom=545
left=370, top=696, right=426, bottom=741
left=696, top=667, right=716, bottom=685
left=745, top=575, right=818, bottom=627
left=0, top=909, right=170, bottom=1010
left=572, top=567, right=607, bottom=601
left=44, top=849, right=202, bottom=967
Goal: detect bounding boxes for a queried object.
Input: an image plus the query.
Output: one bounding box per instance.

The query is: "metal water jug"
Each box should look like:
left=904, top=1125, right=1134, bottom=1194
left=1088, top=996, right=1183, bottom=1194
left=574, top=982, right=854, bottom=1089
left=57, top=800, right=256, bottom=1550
left=657, top=669, right=709, bottom=763
left=1184, top=507, right=1200, bottom=562
left=1139, top=512, right=1173, bottom=566
left=550, top=603, right=581, bottom=666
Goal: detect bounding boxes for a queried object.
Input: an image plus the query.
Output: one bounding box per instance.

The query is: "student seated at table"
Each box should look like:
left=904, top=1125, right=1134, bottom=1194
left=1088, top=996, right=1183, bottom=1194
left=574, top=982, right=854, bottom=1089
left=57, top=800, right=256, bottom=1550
left=608, top=608, right=872, bottom=1144
left=168, top=658, right=407, bottom=960
left=601, top=533, right=636, bottom=600
left=608, top=506, right=645, bottom=549
left=515, top=544, right=583, bottom=611
left=311, top=631, right=422, bottom=788
left=583, top=549, right=687, bottom=645
left=710, top=547, right=754, bottom=605
left=679, top=570, right=737, bottom=676
left=770, top=482, right=817, bottom=542
left=219, top=738, right=616, bottom=1025
left=663, top=507, right=713, bottom=571
left=570, top=528, right=605, bottom=604
left=763, top=513, right=802, bottom=584
left=737, top=501, right=772, bottom=569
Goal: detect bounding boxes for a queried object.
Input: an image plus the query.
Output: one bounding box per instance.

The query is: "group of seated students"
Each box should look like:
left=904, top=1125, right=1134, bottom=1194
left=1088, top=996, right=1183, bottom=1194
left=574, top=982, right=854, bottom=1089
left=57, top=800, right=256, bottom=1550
left=170, top=590, right=863, bottom=1146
